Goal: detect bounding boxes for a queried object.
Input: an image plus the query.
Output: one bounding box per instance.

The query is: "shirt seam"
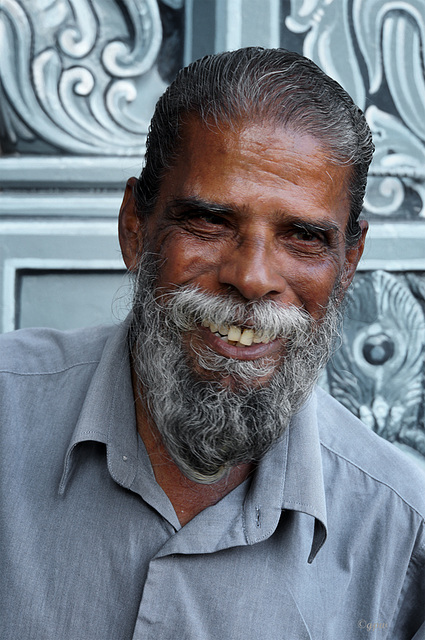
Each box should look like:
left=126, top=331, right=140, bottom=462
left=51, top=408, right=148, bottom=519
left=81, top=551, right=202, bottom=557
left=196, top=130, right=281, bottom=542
left=72, top=430, right=108, bottom=438
left=283, top=499, right=324, bottom=519
left=284, top=500, right=316, bottom=509
left=321, top=441, right=425, bottom=520
left=0, top=360, right=101, bottom=377
left=242, top=435, right=289, bottom=545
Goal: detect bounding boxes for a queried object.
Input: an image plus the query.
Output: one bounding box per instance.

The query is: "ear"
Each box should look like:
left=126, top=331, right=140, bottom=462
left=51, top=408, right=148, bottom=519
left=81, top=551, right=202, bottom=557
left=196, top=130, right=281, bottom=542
left=118, top=177, right=143, bottom=272
left=340, top=220, right=368, bottom=292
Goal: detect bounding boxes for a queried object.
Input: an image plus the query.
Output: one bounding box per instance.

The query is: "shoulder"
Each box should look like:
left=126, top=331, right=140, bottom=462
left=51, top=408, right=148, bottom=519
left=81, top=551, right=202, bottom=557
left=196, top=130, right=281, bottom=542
left=0, top=323, right=116, bottom=376
left=315, top=387, right=425, bottom=518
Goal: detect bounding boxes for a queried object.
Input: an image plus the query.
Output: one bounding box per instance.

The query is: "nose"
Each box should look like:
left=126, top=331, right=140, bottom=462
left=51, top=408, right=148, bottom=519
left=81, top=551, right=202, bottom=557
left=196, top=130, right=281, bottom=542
left=217, top=237, right=286, bottom=300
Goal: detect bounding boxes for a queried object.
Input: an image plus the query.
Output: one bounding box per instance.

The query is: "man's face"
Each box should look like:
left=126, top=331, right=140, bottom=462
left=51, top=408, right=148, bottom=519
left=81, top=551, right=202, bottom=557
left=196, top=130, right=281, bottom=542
left=125, top=118, right=366, bottom=385
left=120, top=117, right=367, bottom=481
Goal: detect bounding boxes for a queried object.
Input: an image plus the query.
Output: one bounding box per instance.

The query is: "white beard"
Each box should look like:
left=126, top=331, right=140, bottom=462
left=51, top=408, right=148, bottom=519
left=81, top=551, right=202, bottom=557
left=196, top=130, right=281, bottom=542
left=130, top=252, right=342, bottom=483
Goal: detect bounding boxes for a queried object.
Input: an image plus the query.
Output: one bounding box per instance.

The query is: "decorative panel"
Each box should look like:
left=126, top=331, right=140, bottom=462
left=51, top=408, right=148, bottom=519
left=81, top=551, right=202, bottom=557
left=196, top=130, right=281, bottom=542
left=0, top=1, right=184, bottom=332
left=280, top=0, right=425, bottom=466
left=0, top=0, right=184, bottom=156
left=323, top=270, right=425, bottom=470
left=18, top=270, right=129, bottom=331
left=0, top=219, right=130, bottom=332
left=281, top=0, right=425, bottom=221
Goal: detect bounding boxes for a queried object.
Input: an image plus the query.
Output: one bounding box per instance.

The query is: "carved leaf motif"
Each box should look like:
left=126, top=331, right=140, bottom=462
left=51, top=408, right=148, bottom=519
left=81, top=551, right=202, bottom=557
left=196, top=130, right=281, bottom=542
left=0, top=0, right=165, bottom=154
left=0, top=3, right=92, bottom=152
left=382, top=13, right=425, bottom=141
left=406, top=273, right=425, bottom=303
left=101, top=0, right=162, bottom=78
left=284, top=0, right=425, bottom=218
left=363, top=176, right=406, bottom=217
left=286, top=0, right=366, bottom=108
left=364, top=106, right=425, bottom=216
left=367, top=107, right=425, bottom=175
left=352, top=1, right=425, bottom=217
left=353, top=0, right=425, bottom=124
left=327, top=271, right=425, bottom=454
left=58, top=0, right=98, bottom=58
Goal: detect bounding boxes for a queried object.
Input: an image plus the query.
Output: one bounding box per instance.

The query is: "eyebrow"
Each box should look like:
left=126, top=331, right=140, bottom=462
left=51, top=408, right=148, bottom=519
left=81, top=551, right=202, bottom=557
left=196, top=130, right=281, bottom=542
left=289, top=218, right=341, bottom=236
left=166, top=197, right=235, bottom=217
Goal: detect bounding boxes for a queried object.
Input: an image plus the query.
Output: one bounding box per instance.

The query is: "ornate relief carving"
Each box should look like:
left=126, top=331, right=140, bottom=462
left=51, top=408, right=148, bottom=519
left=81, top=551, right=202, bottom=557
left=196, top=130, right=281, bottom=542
left=363, top=107, right=425, bottom=217
left=286, top=0, right=366, bottom=108
left=324, top=271, right=425, bottom=460
left=284, top=0, right=425, bottom=219
left=283, top=2, right=425, bottom=462
left=0, top=0, right=171, bottom=155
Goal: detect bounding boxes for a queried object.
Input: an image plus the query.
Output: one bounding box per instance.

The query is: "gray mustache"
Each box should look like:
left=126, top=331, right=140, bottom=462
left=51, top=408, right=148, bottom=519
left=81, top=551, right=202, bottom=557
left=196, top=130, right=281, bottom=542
left=157, top=285, right=313, bottom=342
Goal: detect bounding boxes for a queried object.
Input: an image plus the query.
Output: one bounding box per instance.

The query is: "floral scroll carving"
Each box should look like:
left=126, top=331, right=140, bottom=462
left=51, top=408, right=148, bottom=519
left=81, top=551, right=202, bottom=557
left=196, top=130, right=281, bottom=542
left=0, top=0, right=183, bottom=155
left=284, top=0, right=425, bottom=219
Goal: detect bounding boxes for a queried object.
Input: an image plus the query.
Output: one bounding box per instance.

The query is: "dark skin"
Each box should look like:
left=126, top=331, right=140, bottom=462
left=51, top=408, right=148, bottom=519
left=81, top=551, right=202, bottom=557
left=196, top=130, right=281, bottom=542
left=119, top=117, right=368, bottom=525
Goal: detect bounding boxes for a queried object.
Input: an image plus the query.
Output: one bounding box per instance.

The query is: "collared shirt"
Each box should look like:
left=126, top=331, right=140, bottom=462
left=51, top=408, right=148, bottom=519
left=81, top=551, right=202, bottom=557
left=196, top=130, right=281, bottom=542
left=0, top=319, right=424, bottom=640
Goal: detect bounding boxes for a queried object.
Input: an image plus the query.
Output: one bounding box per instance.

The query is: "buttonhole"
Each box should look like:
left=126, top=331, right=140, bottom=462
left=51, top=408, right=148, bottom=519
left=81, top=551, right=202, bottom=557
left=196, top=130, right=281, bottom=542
left=256, top=506, right=261, bottom=528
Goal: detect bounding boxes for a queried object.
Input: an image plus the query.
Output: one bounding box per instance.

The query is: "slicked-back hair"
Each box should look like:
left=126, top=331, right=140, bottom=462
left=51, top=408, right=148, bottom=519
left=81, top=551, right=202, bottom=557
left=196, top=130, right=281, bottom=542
left=134, top=47, right=374, bottom=246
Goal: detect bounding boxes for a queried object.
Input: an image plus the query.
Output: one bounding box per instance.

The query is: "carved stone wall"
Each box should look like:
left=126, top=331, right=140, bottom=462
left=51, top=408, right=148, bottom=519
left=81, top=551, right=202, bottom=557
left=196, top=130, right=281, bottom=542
left=0, top=0, right=184, bottom=156
left=0, top=0, right=424, bottom=467
left=282, top=0, right=425, bottom=220
left=280, top=0, right=425, bottom=468
left=324, top=271, right=425, bottom=468
left=0, top=1, right=184, bottom=333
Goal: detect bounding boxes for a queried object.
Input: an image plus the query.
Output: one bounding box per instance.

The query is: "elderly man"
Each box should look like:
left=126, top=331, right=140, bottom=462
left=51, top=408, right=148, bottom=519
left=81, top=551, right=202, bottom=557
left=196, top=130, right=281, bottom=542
left=1, top=48, right=424, bottom=639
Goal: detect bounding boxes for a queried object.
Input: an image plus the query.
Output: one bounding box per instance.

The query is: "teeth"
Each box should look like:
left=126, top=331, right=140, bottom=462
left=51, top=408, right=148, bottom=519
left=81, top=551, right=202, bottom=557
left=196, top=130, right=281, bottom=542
left=227, top=325, right=241, bottom=341
left=202, top=320, right=273, bottom=346
left=239, top=329, right=254, bottom=346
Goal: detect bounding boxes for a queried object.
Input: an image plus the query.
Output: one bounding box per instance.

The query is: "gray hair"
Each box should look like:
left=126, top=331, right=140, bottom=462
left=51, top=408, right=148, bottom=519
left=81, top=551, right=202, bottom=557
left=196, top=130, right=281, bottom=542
left=134, top=47, right=374, bottom=246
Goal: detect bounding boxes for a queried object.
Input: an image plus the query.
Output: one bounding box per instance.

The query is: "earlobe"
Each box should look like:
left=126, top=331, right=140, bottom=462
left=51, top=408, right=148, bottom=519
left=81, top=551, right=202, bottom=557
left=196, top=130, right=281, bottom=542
left=118, top=177, right=142, bottom=271
left=341, top=220, right=368, bottom=291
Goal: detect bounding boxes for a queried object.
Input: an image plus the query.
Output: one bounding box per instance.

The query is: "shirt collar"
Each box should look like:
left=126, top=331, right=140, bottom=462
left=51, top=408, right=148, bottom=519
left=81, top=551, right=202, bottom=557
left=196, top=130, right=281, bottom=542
left=60, top=318, right=327, bottom=562
left=283, top=391, right=328, bottom=562
left=242, top=390, right=327, bottom=563
left=59, top=316, right=138, bottom=494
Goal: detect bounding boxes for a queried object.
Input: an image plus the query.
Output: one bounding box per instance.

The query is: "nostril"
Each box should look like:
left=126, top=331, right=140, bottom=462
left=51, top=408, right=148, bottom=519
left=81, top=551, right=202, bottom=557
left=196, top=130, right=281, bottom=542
left=217, top=244, right=286, bottom=301
left=218, top=268, right=286, bottom=301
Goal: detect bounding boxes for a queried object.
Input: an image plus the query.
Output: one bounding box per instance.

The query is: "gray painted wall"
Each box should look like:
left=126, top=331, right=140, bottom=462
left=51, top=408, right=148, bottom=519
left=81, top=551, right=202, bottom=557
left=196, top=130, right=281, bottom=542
left=1, top=0, right=424, bottom=468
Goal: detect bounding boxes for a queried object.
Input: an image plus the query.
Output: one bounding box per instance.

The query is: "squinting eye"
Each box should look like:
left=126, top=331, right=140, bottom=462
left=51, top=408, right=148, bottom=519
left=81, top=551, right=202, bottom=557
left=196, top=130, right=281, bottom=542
left=292, top=229, right=321, bottom=242
left=195, top=212, right=224, bottom=225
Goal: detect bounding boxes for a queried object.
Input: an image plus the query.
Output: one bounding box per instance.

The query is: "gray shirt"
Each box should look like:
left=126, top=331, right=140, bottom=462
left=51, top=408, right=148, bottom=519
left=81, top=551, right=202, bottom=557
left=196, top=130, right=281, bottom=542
left=1, top=319, right=424, bottom=640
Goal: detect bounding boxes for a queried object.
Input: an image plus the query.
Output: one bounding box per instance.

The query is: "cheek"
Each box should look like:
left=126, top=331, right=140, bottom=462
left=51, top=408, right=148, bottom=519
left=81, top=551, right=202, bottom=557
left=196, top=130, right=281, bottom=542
left=155, top=234, right=223, bottom=288
left=284, top=261, right=343, bottom=316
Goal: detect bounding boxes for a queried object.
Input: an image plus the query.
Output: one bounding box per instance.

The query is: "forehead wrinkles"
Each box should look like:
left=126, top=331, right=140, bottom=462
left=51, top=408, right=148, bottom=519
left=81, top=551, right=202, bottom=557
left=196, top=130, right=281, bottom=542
left=167, top=119, right=351, bottom=217
left=183, top=118, right=337, bottom=172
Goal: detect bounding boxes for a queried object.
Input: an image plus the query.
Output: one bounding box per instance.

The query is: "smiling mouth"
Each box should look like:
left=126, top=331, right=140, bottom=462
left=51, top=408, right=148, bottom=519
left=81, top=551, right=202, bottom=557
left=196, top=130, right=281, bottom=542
left=201, top=319, right=274, bottom=348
